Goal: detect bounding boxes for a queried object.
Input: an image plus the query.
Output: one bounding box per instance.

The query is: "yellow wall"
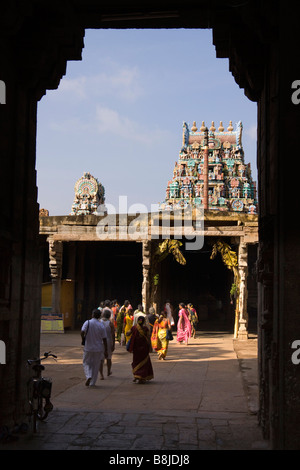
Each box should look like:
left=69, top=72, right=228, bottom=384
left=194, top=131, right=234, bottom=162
left=41, top=282, right=52, bottom=307
left=41, top=280, right=75, bottom=328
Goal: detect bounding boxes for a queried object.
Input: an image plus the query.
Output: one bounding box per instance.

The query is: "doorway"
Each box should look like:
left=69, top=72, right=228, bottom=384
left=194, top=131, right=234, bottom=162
left=158, top=240, right=235, bottom=331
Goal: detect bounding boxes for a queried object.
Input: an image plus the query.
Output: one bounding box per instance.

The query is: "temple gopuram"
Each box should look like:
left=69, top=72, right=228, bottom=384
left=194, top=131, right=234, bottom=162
left=70, top=172, right=106, bottom=215
left=159, top=120, right=257, bottom=214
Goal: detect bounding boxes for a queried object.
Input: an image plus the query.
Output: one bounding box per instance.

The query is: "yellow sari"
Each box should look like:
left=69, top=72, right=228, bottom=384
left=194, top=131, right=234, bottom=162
left=157, top=318, right=171, bottom=360
left=124, top=313, right=133, bottom=344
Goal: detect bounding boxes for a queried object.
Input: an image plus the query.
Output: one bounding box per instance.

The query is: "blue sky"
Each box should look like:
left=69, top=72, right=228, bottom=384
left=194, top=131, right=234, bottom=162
left=36, top=28, right=257, bottom=216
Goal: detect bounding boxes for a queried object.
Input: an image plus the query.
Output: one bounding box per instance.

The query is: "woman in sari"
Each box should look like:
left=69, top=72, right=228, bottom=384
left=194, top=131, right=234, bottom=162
left=124, top=308, right=134, bottom=346
left=156, top=312, right=171, bottom=360
left=116, top=300, right=130, bottom=343
left=187, top=303, right=198, bottom=338
left=116, top=305, right=126, bottom=343
left=111, top=299, right=119, bottom=330
left=151, top=316, right=159, bottom=352
left=128, top=316, right=154, bottom=384
left=177, top=303, right=192, bottom=345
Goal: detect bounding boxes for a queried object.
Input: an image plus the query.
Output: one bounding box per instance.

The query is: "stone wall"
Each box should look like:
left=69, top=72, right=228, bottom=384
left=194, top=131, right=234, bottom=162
left=0, top=2, right=84, bottom=429
left=0, top=59, right=42, bottom=427
left=252, top=5, right=300, bottom=449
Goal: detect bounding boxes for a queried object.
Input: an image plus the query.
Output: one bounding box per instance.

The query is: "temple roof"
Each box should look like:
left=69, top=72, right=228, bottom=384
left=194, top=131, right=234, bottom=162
left=183, top=120, right=243, bottom=150
left=70, top=172, right=106, bottom=215
left=159, top=120, right=257, bottom=214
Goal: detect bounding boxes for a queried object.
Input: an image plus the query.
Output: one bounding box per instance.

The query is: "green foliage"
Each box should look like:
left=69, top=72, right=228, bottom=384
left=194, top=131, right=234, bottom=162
left=153, top=274, right=159, bottom=286
left=151, top=239, right=186, bottom=290
left=210, top=239, right=238, bottom=280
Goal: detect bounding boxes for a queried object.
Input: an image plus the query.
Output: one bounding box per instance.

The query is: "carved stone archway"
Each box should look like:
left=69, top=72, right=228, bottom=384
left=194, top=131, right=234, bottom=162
left=1, top=1, right=300, bottom=449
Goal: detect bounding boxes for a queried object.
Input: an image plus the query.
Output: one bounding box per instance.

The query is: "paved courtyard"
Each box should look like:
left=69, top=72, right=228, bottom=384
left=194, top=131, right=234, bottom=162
left=3, top=329, right=269, bottom=452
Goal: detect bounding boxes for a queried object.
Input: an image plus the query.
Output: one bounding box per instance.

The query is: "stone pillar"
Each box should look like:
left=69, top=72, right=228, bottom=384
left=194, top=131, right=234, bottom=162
left=0, top=2, right=83, bottom=430
left=142, top=240, right=151, bottom=313
left=237, top=240, right=248, bottom=340
left=49, top=239, right=63, bottom=313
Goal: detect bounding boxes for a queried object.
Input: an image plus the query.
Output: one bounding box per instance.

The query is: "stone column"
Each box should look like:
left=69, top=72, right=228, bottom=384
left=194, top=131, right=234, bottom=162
left=237, top=240, right=248, bottom=340
left=142, top=240, right=151, bottom=313
left=49, top=239, right=63, bottom=313
left=0, top=3, right=84, bottom=429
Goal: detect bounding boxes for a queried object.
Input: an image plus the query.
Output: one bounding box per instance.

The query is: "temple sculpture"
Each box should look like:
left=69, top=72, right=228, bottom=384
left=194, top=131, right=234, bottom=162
left=70, top=172, right=106, bottom=215
left=159, top=120, right=257, bottom=213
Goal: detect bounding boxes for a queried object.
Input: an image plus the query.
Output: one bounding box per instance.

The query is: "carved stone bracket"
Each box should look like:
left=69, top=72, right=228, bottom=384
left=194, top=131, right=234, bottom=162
left=49, top=239, right=63, bottom=279
left=48, top=239, right=63, bottom=313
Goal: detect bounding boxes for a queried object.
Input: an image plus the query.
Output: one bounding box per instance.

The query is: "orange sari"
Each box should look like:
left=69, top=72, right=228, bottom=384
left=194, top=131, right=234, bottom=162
left=151, top=319, right=159, bottom=351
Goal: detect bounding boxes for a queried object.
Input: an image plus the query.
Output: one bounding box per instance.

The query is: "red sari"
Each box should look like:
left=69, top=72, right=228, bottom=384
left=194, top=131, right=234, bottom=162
left=128, top=324, right=154, bottom=382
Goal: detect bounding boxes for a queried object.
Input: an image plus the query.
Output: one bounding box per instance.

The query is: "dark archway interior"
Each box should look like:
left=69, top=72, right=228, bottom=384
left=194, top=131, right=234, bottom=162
left=41, top=237, right=258, bottom=333
left=158, top=240, right=235, bottom=331
left=63, top=241, right=143, bottom=325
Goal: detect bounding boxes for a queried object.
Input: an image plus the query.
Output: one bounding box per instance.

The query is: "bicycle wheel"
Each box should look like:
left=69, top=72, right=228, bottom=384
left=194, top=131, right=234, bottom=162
left=37, top=397, right=53, bottom=421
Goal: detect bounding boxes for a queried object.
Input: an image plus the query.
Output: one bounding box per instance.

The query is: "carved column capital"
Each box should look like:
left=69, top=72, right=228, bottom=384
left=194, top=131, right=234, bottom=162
left=49, top=239, right=63, bottom=280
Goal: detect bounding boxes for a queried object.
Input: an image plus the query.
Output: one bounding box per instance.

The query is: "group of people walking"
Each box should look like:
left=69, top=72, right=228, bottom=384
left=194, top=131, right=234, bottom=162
left=81, top=299, right=198, bottom=387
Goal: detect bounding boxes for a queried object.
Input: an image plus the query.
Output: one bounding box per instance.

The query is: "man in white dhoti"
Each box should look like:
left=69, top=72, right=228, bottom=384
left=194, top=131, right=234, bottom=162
left=81, top=309, right=108, bottom=387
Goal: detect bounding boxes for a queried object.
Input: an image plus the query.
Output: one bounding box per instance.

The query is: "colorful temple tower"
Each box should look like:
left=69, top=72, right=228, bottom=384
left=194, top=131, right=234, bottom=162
left=159, top=120, right=257, bottom=213
left=70, top=172, right=106, bottom=215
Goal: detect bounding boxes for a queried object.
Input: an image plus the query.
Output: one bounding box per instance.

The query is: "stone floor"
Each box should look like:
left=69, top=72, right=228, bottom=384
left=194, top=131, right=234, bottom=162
left=1, top=329, right=269, bottom=453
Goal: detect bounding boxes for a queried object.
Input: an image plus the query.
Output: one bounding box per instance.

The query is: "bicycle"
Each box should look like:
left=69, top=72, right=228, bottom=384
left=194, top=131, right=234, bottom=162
left=27, top=351, right=57, bottom=433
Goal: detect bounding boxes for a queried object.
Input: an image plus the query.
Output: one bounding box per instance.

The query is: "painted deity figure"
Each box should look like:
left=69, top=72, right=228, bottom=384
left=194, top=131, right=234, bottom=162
left=243, top=182, right=250, bottom=198
left=166, top=184, right=170, bottom=200
left=238, top=164, right=246, bottom=177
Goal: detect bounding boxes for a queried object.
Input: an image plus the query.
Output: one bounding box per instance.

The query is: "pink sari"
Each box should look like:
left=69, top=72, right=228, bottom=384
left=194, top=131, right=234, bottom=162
left=177, top=308, right=192, bottom=343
